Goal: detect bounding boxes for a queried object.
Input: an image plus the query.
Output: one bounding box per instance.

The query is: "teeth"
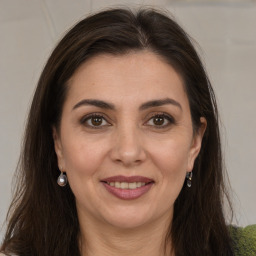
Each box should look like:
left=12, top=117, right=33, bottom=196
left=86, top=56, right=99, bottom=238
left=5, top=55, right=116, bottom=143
left=128, top=182, right=136, bottom=189
left=121, top=182, right=128, bottom=189
left=107, top=181, right=149, bottom=189
left=115, top=182, right=121, bottom=188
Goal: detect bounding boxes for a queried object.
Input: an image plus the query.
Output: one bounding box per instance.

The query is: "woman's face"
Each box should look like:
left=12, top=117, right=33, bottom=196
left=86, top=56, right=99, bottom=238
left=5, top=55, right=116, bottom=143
left=53, top=51, right=205, bottom=229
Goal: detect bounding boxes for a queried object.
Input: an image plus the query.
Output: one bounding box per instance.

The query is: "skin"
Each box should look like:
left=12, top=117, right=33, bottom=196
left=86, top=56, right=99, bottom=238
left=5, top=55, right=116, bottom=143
left=53, top=51, right=206, bottom=256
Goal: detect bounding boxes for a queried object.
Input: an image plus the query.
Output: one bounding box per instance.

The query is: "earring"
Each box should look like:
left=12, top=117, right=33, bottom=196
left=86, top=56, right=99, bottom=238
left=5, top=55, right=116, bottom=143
left=57, top=171, right=68, bottom=187
left=186, top=172, right=192, bottom=188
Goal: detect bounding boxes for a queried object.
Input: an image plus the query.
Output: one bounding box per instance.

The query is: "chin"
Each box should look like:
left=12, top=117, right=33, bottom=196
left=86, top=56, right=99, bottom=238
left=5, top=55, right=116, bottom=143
left=106, top=216, right=150, bottom=230
left=100, top=205, right=157, bottom=230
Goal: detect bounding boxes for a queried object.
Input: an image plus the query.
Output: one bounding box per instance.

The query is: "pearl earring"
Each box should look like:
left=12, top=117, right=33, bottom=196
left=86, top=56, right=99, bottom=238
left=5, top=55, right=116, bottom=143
left=57, top=171, right=68, bottom=187
left=186, top=172, right=192, bottom=188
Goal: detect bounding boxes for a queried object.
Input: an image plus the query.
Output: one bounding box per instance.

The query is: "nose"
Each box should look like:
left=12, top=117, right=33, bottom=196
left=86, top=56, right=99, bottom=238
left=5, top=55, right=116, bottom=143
left=110, top=125, right=147, bottom=167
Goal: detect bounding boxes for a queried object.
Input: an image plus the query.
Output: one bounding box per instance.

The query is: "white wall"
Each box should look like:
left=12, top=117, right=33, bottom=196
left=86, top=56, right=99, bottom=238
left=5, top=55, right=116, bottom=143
left=1, top=0, right=255, bottom=239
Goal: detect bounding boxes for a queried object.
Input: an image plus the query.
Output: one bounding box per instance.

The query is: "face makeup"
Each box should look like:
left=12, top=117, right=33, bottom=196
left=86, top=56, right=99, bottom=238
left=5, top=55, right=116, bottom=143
left=54, top=51, right=204, bottom=229
left=101, top=175, right=154, bottom=200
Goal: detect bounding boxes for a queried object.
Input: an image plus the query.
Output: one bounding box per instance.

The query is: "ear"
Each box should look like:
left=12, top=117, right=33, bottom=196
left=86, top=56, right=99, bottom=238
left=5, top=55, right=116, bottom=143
left=52, top=126, right=65, bottom=171
left=187, top=117, right=207, bottom=172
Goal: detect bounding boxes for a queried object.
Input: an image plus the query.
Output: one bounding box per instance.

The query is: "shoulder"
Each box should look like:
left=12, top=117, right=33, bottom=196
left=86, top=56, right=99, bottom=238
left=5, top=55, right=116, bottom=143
left=229, top=225, right=256, bottom=256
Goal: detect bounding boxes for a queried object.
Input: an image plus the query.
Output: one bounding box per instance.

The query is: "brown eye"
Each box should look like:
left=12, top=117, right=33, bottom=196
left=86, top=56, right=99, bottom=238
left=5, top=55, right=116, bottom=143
left=153, top=116, right=165, bottom=126
left=81, top=114, right=110, bottom=128
left=146, top=113, right=175, bottom=129
left=91, top=116, right=103, bottom=126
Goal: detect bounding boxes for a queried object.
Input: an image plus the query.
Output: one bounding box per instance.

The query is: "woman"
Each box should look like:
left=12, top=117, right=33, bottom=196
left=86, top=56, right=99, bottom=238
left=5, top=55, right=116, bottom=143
left=1, top=7, right=255, bottom=256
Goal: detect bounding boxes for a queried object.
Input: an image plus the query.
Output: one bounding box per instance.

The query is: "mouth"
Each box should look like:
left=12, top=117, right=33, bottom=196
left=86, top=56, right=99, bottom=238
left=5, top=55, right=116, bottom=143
left=100, top=176, right=154, bottom=200
left=102, top=181, right=153, bottom=189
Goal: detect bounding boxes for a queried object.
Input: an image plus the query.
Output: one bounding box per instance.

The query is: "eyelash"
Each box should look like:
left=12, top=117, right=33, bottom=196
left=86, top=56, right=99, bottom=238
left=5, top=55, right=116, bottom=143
left=80, top=113, right=110, bottom=129
left=145, top=112, right=175, bottom=129
left=80, top=112, right=175, bottom=129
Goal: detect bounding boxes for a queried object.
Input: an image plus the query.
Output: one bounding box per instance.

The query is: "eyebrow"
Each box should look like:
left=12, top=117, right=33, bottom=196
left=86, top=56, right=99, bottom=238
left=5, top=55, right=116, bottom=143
left=73, top=99, right=115, bottom=110
left=72, top=98, right=182, bottom=111
left=139, top=98, right=182, bottom=111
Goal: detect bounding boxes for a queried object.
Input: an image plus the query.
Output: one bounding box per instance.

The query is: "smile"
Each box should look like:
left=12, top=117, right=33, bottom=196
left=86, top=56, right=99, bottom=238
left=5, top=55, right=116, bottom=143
left=101, top=176, right=154, bottom=200
left=106, top=181, right=148, bottom=189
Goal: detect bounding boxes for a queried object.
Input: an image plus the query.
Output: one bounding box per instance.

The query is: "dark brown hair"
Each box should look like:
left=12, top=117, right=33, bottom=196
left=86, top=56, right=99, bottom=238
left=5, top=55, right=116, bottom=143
left=1, top=8, right=233, bottom=256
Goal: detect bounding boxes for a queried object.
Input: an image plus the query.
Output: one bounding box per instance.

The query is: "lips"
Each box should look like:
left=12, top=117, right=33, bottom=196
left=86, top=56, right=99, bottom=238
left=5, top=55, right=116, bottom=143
left=101, top=175, right=154, bottom=200
left=102, top=175, right=153, bottom=183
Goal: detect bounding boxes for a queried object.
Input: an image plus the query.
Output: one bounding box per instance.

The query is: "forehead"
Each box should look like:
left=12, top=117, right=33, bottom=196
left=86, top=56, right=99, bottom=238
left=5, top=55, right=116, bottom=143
left=65, top=51, right=189, bottom=110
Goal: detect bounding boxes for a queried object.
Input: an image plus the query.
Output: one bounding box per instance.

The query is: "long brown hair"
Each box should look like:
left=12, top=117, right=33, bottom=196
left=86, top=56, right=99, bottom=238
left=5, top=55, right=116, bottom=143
left=1, top=8, right=233, bottom=256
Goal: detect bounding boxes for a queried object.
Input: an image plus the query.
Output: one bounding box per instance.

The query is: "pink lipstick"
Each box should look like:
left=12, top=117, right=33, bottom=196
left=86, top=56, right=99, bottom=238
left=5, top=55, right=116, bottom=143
left=101, top=175, right=154, bottom=200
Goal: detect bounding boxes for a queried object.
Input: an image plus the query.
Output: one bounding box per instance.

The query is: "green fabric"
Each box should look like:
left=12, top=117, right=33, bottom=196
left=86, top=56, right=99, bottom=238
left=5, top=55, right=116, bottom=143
left=229, top=225, right=256, bottom=256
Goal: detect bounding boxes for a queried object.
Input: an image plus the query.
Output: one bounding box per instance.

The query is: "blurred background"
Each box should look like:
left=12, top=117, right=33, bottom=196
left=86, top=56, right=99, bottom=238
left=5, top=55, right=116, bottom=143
left=0, top=0, right=256, bottom=239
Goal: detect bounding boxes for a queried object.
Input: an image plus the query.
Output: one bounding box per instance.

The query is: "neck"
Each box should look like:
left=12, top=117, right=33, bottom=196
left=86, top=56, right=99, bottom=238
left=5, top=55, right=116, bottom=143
left=78, top=211, right=173, bottom=256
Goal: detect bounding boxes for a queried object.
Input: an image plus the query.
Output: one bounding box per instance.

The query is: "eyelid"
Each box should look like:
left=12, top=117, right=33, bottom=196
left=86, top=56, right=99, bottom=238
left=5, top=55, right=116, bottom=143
left=144, top=112, right=175, bottom=128
left=80, top=112, right=111, bottom=128
left=79, top=111, right=175, bottom=129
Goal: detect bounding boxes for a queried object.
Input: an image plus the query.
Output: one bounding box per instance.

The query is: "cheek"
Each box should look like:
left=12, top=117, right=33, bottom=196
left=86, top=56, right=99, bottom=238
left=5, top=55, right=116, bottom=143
left=152, top=138, right=190, bottom=173
left=61, top=137, right=106, bottom=179
left=150, top=139, right=190, bottom=192
left=60, top=139, right=106, bottom=208
left=143, top=139, right=190, bottom=216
